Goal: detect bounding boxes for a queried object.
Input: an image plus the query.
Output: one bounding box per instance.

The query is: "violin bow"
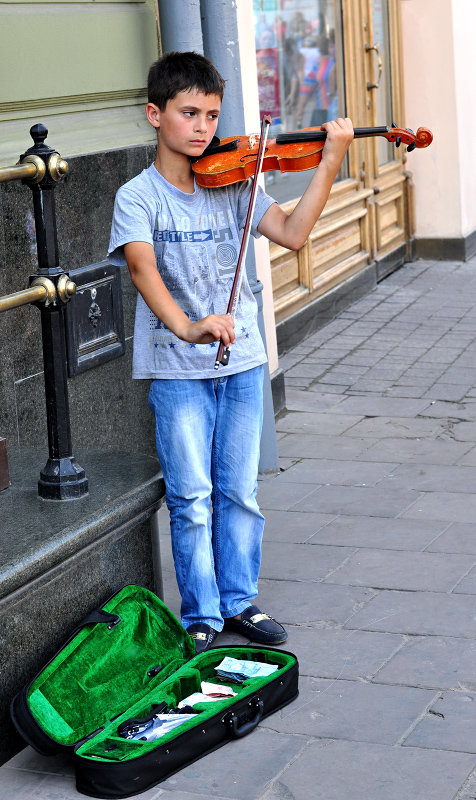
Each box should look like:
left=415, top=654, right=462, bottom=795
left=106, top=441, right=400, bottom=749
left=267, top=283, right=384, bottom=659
left=214, top=115, right=272, bottom=369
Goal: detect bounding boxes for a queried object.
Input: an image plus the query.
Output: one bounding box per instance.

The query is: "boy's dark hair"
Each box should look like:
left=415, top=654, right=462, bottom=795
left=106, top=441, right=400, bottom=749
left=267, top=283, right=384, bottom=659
left=148, top=51, right=226, bottom=110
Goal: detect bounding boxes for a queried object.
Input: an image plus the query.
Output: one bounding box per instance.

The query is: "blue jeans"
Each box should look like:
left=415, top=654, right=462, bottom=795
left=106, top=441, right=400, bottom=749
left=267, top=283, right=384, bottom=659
left=148, top=365, right=264, bottom=630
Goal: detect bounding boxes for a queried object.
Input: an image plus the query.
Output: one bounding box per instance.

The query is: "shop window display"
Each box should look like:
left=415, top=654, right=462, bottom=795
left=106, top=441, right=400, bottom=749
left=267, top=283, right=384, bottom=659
left=254, top=0, right=347, bottom=203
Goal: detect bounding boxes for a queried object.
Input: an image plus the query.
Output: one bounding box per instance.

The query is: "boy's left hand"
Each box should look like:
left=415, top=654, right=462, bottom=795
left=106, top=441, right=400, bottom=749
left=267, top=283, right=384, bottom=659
left=257, top=116, right=354, bottom=252
left=319, top=117, right=354, bottom=172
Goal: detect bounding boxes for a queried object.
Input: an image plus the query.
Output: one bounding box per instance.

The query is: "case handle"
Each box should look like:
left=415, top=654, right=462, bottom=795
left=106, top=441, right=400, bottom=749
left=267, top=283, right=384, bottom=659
left=224, top=697, right=264, bottom=739
left=77, top=608, right=121, bottom=631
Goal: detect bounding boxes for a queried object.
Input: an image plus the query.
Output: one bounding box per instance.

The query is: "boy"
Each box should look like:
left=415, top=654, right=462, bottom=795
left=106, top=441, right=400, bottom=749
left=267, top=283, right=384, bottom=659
left=108, top=51, right=353, bottom=652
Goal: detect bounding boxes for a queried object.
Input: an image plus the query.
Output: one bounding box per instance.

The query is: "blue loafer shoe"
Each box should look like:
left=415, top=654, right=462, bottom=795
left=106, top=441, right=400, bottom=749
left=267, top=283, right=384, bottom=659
left=224, top=606, right=288, bottom=645
left=186, top=623, right=219, bottom=653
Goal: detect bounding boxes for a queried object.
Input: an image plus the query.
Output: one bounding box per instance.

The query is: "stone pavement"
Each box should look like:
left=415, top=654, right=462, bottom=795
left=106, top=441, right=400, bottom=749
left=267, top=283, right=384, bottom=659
left=3, top=255, right=476, bottom=799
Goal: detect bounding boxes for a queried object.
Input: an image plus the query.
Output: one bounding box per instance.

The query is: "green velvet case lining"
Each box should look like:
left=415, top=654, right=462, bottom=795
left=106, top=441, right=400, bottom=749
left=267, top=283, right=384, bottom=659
left=26, top=586, right=195, bottom=746
left=25, top=585, right=296, bottom=762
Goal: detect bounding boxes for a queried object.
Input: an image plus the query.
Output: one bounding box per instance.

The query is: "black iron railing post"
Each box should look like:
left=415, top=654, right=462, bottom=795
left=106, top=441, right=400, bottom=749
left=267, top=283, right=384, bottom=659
left=20, top=124, right=88, bottom=499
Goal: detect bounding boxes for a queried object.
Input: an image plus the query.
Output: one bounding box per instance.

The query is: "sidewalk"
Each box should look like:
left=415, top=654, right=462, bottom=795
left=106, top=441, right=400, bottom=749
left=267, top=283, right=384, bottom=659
left=3, top=255, right=476, bottom=799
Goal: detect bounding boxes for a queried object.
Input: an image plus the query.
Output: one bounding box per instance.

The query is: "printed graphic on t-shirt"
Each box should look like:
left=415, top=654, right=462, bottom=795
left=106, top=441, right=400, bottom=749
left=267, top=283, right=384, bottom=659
left=149, top=214, right=243, bottom=349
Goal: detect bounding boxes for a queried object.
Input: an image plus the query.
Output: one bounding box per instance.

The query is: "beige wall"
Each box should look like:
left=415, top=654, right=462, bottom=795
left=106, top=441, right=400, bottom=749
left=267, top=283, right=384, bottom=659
left=400, top=0, right=476, bottom=240
left=0, top=0, right=158, bottom=165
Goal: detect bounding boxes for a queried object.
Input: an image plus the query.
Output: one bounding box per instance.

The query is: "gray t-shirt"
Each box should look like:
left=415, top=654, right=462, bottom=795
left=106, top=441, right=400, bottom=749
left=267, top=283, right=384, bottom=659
left=108, top=165, right=276, bottom=379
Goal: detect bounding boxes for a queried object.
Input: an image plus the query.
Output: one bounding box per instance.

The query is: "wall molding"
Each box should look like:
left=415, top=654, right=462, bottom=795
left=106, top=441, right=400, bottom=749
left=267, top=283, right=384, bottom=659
left=0, top=89, right=146, bottom=116
left=414, top=229, right=476, bottom=262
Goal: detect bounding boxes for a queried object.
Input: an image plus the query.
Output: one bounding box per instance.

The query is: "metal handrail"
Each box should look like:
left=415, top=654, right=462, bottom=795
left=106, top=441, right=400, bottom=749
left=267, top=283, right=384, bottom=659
left=0, top=153, right=68, bottom=185
left=0, top=155, right=46, bottom=184
left=0, top=276, right=76, bottom=313
left=3, top=122, right=87, bottom=500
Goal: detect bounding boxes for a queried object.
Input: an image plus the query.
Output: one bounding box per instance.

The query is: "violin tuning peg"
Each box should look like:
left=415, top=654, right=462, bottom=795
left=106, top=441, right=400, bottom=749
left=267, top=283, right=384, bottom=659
left=406, top=142, right=416, bottom=153
left=391, top=122, right=397, bottom=128
left=395, top=136, right=401, bottom=148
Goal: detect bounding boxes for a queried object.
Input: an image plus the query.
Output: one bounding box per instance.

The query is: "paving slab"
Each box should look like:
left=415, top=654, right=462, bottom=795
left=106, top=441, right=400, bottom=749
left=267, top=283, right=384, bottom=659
left=344, top=415, right=448, bottom=438
left=262, top=509, right=337, bottom=543
left=374, top=636, right=476, bottom=690
left=282, top=625, right=405, bottom=680
left=330, top=396, right=432, bottom=416
left=307, top=380, right=353, bottom=392
left=424, top=383, right=471, bottom=402
left=377, top=462, right=476, bottom=493
left=284, top=362, right=335, bottom=378
left=282, top=388, right=344, bottom=412
left=278, top=432, right=377, bottom=460
left=263, top=675, right=436, bottom=745
left=441, top=367, right=476, bottom=384
left=256, top=578, right=375, bottom=626
left=281, top=457, right=397, bottom=486
left=453, top=566, right=476, bottom=595
left=346, top=590, right=476, bottom=638
left=384, top=384, right=432, bottom=398
left=425, top=522, right=476, bottom=554
left=404, top=692, right=476, bottom=753
left=419, top=401, right=476, bottom=420
left=4, top=746, right=73, bottom=775
left=160, top=727, right=308, bottom=799
left=327, top=549, right=474, bottom=592
left=284, top=376, right=313, bottom=388
left=451, top=421, right=476, bottom=441
left=356, top=436, right=472, bottom=464
left=276, top=411, right=363, bottom=435
left=257, top=479, right=319, bottom=511
left=347, top=378, right=396, bottom=392
left=0, top=760, right=162, bottom=800
left=306, top=514, right=448, bottom=551
left=401, top=491, right=476, bottom=523
left=159, top=792, right=230, bottom=800
left=294, top=484, right=420, bottom=517
left=454, top=768, right=476, bottom=800
left=260, top=541, right=355, bottom=582
left=456, top=446, right=476, bottom=466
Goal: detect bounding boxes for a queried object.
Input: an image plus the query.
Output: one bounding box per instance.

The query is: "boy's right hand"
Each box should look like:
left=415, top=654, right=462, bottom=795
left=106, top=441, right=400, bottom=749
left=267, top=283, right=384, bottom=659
left=125, top=242, right=236, bottom=347
left=181, top=313, right=235, bottom=346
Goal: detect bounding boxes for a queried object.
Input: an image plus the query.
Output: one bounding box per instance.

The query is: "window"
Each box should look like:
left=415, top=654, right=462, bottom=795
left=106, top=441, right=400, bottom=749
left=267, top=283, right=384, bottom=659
left=253, top=0, right=346, bottom=203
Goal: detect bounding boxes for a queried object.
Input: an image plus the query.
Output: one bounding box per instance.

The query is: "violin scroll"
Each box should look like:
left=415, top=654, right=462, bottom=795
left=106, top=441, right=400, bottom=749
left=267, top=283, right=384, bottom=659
left=388, top=123, right=433, bottom=152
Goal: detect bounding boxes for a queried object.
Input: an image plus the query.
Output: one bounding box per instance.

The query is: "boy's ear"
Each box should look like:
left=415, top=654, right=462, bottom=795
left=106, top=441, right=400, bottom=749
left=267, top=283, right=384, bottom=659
left=146, top=103, right=161, bottom=129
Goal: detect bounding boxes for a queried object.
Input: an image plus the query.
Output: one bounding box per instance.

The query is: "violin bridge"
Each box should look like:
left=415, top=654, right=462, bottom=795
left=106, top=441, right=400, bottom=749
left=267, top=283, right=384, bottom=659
left=248, top=133, right=259, bottom=149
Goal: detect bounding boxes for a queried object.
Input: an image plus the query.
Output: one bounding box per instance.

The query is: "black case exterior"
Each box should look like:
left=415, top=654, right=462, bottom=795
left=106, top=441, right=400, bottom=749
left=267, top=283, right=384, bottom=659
left=10, top=607, right=123, bottom=758
left=11, top=689, right=66, bottom=756
left=10, top=587, right=299, bottom=799
left=74, top=656, right=298, bottom=799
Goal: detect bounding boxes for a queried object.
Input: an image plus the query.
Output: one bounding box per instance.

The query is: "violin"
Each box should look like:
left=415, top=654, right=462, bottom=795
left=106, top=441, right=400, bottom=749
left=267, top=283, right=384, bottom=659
left=192, top=123, right=433, bottom=188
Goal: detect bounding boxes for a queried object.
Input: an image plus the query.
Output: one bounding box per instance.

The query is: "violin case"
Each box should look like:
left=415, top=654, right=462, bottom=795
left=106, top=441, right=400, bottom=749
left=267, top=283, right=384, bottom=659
left=10, top=584, right=299, bottom=799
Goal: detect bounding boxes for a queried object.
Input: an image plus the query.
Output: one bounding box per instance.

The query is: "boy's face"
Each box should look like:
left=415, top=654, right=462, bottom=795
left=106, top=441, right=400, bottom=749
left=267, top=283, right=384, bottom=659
left=147, top=89, right=221, bottom=159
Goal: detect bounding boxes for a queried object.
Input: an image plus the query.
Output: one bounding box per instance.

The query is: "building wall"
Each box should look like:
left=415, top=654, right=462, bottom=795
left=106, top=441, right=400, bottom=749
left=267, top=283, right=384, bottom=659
left=400, top=0, right=476, bottom=245
left=0, top=142, right=159, bottom=458
left=0, top=0, right=158, bottom=166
